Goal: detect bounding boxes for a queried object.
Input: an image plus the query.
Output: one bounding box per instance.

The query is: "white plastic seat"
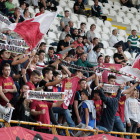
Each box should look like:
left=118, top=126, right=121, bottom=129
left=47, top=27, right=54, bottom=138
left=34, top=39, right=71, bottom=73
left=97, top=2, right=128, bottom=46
left=49, top=25, right=58, bottom=32
left=65, top=7, right=72, bottom=14
left=96, top=18, right=104, bottom=26
left=114, top=1, right=121, bottom=6
left=57, top=32, right=61, bottom=39
left=47, top=32, right=57, bottom=40
left=95, top=32, right=101, bottom=39
left=102, top=26, right=111, bottom=34
left=74, top=22, right=78, bottom=28
left=95, top=25, right=102, bottom=33
left=85, top=23, right=91, bottom=30
left=102, top=3, right=111, bottom=10
left=67, top=1, right=75, bottom=9
left=126, top=13, right=134, bottom=19
left=118, top=11, right=126, bottom=18
left=87, top=17, right=95, bottom=24
left=101, top=33, right=109, bottom=41
left=70, top=14, right=79, bottom=22
left=108, top=9, right=117, bottom=16
left=131, top=25, right=138, bottom=31
left=52, top=18, right=60, bottom=26
left=59, top=0, right=67, bottom=7
left=57, top=6, right=64, bottom=16
left=118, top=36, right=126, bottom=42
left=112, top=4, right=121, bottom=11
left=88, top=0, right=94, bottom=6
left=98, top=2, right=102, bottom=6
left=116, top=16, right=123, bottom=23
left=129, top=7, right=137, bottom=14
left=105, top=48, right=114, bottom=56
left=136, top=14, right=140, bottom=20
left=108, top=1, right=113, bottom=6
left=100, top=48, right=105, bottom=56
left=118, top=30, right=127, bottom=37
left=12, top=0, right=19, bottom=7
left=102, top=8, right=109, bottom=14
left=120, top=6, right=129, bottom=12
left=110, top=57, right=114, bottom=63
left=104, top=21, right=112, bottom=28
left=79, top=15, right=87, bottom=23
left=132, top=19, right=139, bottom=26
left=101, top=40, right=109, bottom=48
left=46, top=39, right=54, bottom=45
left=124, top=51, right=131, bottom=59
left=123, top=17, right=131, bottom=25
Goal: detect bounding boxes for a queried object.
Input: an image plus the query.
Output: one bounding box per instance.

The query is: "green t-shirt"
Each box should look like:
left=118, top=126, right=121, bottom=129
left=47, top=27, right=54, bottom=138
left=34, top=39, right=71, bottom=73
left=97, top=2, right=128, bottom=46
left=5, top=1, right=14, bottom=13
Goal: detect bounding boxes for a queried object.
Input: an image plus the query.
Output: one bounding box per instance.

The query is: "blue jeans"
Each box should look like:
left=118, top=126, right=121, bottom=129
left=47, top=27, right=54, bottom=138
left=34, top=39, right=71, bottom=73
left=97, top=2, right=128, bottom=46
left=14, top=81, right=19, bottom=97
left=113, top=116, right=129, bottom=139
left=97, top=125, right=109, bottom=132
left=52, top=107, right=75, bottom=127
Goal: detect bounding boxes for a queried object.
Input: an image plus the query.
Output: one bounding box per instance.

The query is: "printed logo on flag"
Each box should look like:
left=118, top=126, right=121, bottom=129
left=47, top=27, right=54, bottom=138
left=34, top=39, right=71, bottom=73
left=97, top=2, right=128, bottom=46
left=103, top=84, right=120, bottom=93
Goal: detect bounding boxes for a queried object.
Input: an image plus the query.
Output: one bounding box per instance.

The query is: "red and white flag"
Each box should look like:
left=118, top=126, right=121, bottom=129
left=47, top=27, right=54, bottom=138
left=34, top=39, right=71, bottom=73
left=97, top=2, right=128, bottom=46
left=132, top=54, right=140, bottom=70
left=1, top=12, right=57, bottom=50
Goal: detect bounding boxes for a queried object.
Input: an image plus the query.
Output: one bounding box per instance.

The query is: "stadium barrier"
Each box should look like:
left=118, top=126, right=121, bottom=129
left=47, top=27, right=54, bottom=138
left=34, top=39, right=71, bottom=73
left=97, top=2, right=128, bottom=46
left=0, top=119, right=140, bottom=139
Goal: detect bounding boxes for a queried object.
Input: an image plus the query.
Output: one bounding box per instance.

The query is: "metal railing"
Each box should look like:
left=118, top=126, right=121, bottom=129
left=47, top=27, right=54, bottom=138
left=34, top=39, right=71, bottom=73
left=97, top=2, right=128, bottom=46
left=1, top=119, right=140, bottom=139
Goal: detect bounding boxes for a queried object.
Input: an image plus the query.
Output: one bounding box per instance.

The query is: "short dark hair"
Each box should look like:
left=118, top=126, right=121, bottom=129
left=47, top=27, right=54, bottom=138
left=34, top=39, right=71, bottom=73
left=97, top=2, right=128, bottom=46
left=49, top=47, right=54, bottom=51
left=23, top=9, right=28, bottom=15
left=90, top=24, right=96, bottom=29
left=108, top=75, right=116, bottom=81
left=20, top=84, right=28, bottom=90
left=15, top=7, right=20, bottom=11
left=79, top=79, right=86, bottom=84
left=31, top=70, right=41, bottom=77
left=93, top=44, right=102, bottom=51
left=53, top=71, right=60, bottom=77
left=98, top=55, right=103, bottom=60
left=39, top=6, right=45, bottom=11
left=132, top=29, right=136, bottom=32
left=65, top=25, right=69, bottom=29
left=0, top=49, right=6, bottom=58
left=39, top=42, right=46, bottom=47
left=78, top=35, right=83, bottom=39
left=93, top=37, right=98, bottom=41
left=42, top=67, right=52, bottom=77
left=80, top=22, right=86, bottom=26
left=47, top=64, right=56, bottom=71
left=2, top=63, right=10, bottom=70
left=76, top=46, right=83, bottom=50
left=66, top=34, right=71, bottom=38
left=65, top=10, right=69, bottom=13
left=20, top=1, right=25, bottom=7
left=38, top=50, right=45, bottom=55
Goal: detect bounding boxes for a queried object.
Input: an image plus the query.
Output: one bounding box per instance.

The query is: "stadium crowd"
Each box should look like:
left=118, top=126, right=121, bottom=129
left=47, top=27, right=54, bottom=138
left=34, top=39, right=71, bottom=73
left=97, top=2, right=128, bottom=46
left=0, top=0, right=140, bottom=139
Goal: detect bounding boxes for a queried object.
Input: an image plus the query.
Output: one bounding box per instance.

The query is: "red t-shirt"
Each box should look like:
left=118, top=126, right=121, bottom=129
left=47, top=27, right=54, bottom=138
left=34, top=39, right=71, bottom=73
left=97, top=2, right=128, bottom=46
left=93, top=99, right=103, bottom=121
left=30, top=100, right=53, bottom=129
left=60, top=77, right=80, bottom=109
left=72, top=40, right=84, bottom=48
left=0, top=76, right=14, bottom=106
left=26, top=81, right=35, bottom=90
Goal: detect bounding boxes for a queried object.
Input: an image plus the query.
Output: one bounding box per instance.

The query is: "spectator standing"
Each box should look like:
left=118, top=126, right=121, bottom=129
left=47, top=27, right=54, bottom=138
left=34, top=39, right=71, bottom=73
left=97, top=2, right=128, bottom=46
left=57, top=34, right=75, bottom=53
left=86, top=24, right=96, bottom=45
left=5, top=0, right=15, bottom=16
left=120, top=0, right=134, bottom=8
left=60, top=10, right=70, bottom=31
left=18, top=1, right=26, bottom=17
left=125, top=89, right=140, bottom=136
left=23, top=9, right=30, bottom=20
left=9, top=7, right=25, bottom=23
left=73, top=0, right=91, bottom=16
left=127, top=30, right=140, bottom=53
left=104, top=55, right=110, bottom=63
left=87, top=44, right=102, bottom=66
left=35, top=6, right=44, bottom=17
left=113, top=45, right=128, bottom=64
left=91, top=0, right=107, bottom=22
left=109, top=29, right=131, bottom=52
left=0, top=63, right=17, bottom=106
left=78, top=22, right=86, bottom=37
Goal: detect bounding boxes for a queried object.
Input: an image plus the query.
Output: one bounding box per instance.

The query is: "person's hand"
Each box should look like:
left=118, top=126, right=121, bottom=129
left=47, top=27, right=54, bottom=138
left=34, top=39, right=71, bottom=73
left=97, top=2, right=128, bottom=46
left=17, top=13, right=20, bottom=18
left=2, top=89, right=8, bottom=93
left=138, top=123, right=140, bottom=128
left=61, top=52, right=68, bottom=60
left=71, top=44, right=75, bottom=48
left=37, top=121, right=42, bottom=126
left=95, top=127, right=99, bottom=133
left=21, top=68, right=26, bottom=76
left=85, top=126, right=88, bottom=129
left=121, top=50, right=124, bottom=54
left=7, top=103, right=11, bottom=108
left=40, top=109, right=45, bottom=114
left=120, top=82, right=126, bottom=89
left=99, top=83, right=103, bottom=88
left=30, top=50, right=37, bottom=57
left=127, top=122, right=131, bottom=127
left=77, top=117, right=81, bottom=124
left=62, top=74, right=67, bottom=79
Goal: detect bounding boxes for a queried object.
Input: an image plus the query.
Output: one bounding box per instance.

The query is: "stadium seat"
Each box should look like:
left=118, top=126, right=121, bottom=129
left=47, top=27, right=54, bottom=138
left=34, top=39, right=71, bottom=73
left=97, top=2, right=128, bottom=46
left=96, top=18, right=104, bottom=26
left=88, top=0, right=94, bottom=6
left=118, top=36, right=126, bottom=42
left=102, top=3, right=111, bottom=10
left=95, top=32, right=101, bottom=39
left=131, top=25, right=138, bottom=31
left=126, top=13, right=134, bottom=19
left=124, top=51, right=131, bottom=59
left=120, top=6, right=129, bottom=12
left=122, top=17, right=131, bottom=25
left=105, top=48, right=114, bottom=56
left=87, top=17, right=96, bottom=24
left=70, top=14, right=79, bottom=22
left=53, top=18, right=60, bottom=26
left=47, top=32, right=58, bottom=40
left=59, top=0, right=67, bottom=7
left=118, top=30, right=127, bottom=37
left=132, top=19, right=139, bottom=26
left=101, top=33, right=109, bottom=41
left=108, top=1, right=113, bottom=6
left=112, top=4, right=121, bottom=11
left=74, top=22, right=78, bottom=28
left=65, top=7, right=73, bottom=14
left=57, top=32, right=61, bottom=39
left=57, top=6, right=64, bottom=16
left=100, top=48, right=105, bottom=56
left=110, top=57, right=114, bottom=63
left=35, top=8, right=39, bottom=14
left=12, top=0, right=19, bottom=7
left=79, top=15, right=87, bottom=23
left=46, top=39, right=54, bottom=45
left=132, top=52, right=137, bottom=59
left=104, top=21, right=112, bottom=28
left=102, top=8, right=109, bottom=14
left=102, top=26, right=111, bottom=34
left=114, top=1, right=121, bottom=6
left=67, top=1, right=75, bottom=9
left=116, top=16, right=123, bottom=23
left=136, top=14, right=140, bottom=20
left=118, top=11, right=126, bottom=18
left=95, top=25, right=102, bottom=33
left=108, top=9, right=117, bottom=16
left=129, top=7, right=137, bottom=14
left=98, top=2, right=102, bottom=6
left=49, top=25, right=58, bottom=32
left=101, top=40, right=109, bottom=48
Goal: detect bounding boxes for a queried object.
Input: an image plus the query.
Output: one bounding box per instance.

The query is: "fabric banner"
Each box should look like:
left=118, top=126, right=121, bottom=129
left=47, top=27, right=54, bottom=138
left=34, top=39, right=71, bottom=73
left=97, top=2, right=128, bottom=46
left=0, top=14, right=12, bottom=25
left=9, top=39, right=29, bottom=48
left=27, top=90, right=65, bottom=101
left=0, top=43, right=28, bottom=54
left=102, top=63, right=122, bottom=83
left=0, top=127, right=137, bottom=140
left=102, top=84, right=120, bottom=93
left=0, top=32, right=7, bottom=42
